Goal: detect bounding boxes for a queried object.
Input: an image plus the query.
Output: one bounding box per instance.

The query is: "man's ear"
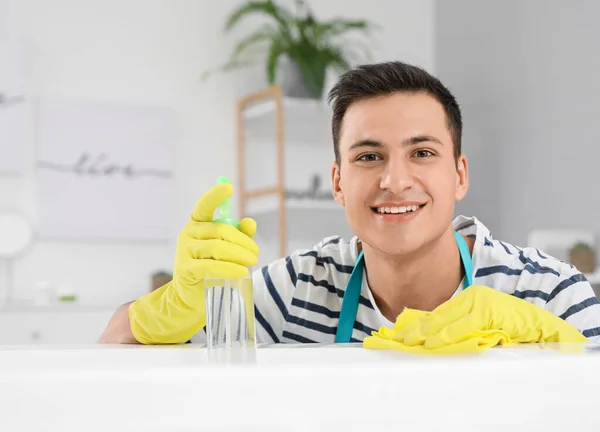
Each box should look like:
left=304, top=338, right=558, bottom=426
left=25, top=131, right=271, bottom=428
left=455, top=154, right=469, bottom=201
left=331, top=162, right=345, bottom=207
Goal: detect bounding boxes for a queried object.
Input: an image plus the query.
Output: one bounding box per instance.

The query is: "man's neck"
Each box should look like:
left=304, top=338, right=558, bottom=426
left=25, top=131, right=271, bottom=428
left=361, top=228, right=474, bottom=322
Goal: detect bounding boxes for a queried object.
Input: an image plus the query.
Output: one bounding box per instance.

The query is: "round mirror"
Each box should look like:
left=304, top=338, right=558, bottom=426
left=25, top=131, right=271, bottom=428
left=0, top=212, right=33, bottom=259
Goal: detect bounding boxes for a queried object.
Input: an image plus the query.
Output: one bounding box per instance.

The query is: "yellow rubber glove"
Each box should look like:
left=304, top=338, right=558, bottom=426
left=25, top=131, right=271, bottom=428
left=363, top=285, right=587, bottom=354
left=128, top=183, right=259, bottom=344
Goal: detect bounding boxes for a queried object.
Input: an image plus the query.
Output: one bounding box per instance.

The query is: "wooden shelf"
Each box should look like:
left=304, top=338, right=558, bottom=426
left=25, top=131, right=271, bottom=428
left=246, top=197, right=342, bottom=217
left=237, top=86, right=341, bottom=257
left=243, top=97, right=327, bottom=119
left=242, top=95, right=331, bottom=144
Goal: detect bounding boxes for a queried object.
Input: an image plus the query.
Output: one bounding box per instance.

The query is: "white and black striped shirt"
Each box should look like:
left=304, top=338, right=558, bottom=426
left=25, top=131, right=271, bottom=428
left=198, top=215, right=600, bottom=344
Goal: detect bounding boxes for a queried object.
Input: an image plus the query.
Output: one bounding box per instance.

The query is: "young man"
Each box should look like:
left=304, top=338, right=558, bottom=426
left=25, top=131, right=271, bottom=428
left=99, top=61, right=600, bottom=345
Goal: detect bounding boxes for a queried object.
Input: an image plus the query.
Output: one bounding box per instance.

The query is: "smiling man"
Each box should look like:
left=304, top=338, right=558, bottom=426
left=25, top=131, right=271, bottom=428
left=100, top=61, right=600, bottom=345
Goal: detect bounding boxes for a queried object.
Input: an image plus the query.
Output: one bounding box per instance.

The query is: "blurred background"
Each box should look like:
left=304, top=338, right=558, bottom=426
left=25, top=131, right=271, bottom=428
left=0, top=0, right=598, bottom=345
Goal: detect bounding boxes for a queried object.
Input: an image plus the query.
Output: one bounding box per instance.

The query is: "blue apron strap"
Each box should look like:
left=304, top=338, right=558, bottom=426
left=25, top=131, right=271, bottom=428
left=335, top=251, right=364, bottom=343
left=336, top=233, right=473, bottom=343
left=454, top=231, right=473, bottom=288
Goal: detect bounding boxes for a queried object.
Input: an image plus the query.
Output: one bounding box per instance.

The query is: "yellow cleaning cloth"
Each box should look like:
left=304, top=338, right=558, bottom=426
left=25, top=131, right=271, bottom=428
left=363, top=285, right=588, bottom=354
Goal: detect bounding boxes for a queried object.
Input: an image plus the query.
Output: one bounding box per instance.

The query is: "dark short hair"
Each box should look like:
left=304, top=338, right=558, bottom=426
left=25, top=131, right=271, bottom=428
left=327, top=61, right=463, bottom=165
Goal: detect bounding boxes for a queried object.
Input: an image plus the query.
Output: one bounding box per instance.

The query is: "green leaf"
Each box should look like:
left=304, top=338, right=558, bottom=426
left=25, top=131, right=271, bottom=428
left=313, top=19, right=378, bottom=42
left=291, top=49, right=326, bottom=98
left=224, top=0, right=294, bottom=42
left=321, top=47, right=351, bottom=73
left=230, top=25, right=277, bottom=62
left=292, top=0, right=311, bottom=16
left=202, top=0, right=378, bottom=89
left=297, top=15, right=321, bottom=45
left=266, top=39, right=287, bottom=84
left=200, top=58, right=258, bottom=82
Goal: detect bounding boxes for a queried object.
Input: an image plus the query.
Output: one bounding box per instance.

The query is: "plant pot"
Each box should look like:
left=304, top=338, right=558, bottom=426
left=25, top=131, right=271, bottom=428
left=278, top=56, right=325, bottom=100
left=569, top=247, right=596, bottom=273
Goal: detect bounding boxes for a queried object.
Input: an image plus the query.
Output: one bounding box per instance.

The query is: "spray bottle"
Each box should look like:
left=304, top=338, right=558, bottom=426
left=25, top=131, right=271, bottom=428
left=204, top=176, right=256, bottom=355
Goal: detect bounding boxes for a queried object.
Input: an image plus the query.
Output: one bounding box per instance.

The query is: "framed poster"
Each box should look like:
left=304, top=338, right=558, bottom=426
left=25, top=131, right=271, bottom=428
left=35, top=98, right=176, bottom=241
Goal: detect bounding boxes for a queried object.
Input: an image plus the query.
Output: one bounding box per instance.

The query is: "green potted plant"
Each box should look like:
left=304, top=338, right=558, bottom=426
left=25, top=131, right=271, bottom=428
left=201, top=0, right=378, bottom=99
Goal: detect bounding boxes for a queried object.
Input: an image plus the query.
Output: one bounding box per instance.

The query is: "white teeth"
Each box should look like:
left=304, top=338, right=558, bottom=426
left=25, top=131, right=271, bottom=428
left=376, top=205, right=421, bottom=214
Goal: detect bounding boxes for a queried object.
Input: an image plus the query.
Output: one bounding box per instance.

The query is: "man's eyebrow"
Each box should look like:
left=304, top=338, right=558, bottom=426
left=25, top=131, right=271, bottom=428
left=347, top=135, right=443, bottom=152
left=403, top=135, right=444, bottom=146
left=347, top=140, right=385, bottom=152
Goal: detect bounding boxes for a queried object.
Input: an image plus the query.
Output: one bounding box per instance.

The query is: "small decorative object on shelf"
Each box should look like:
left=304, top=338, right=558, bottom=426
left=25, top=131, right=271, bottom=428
left=285, top=174, right=335, bottom=201
left=57, top=290, right=77, bottom=303
left=569, top=242, right=596, bottom=274
left=0, top=212, right=34, bottom=305
left=0, top=93, right=24, bottom=107
left=201, top=0, right=378, bottom=100
left=151, top=271, right=173, bottom=292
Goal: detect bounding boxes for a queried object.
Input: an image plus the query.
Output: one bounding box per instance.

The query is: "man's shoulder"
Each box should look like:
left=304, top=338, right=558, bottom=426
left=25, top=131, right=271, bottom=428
left=476, top=236, right=577, bottom=279
left=255, top=235, right=358, bottom=285
left=458, top=215, right=600, bottom=340
left=288, top=235, right=358, bottom=274
left=455, top=215, right=582, bottom=295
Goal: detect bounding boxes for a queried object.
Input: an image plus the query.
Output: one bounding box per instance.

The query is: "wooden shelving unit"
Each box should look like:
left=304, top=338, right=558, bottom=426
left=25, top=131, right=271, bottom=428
left=236, top=86, right=287, bottom=258
left=235, top=85, right=348, bottom=260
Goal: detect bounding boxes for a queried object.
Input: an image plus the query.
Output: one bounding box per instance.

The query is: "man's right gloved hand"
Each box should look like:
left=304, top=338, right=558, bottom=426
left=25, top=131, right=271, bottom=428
left=129, top=182, right=259, bottom=344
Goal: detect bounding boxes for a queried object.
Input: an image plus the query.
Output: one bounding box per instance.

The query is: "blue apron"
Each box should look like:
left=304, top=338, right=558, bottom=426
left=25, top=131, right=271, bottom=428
left=335, top=231, right=474, bottom=343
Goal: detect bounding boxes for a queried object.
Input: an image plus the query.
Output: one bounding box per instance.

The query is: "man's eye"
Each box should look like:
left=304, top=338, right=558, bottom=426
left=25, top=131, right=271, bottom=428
left=414, top=149, right=434, bottom=158
left=357, top=153, right=381, bottom=162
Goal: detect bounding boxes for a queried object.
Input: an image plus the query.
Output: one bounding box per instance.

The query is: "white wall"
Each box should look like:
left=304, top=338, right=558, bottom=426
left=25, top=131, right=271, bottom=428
left=1, top=0, right=242, bottom=306
left=0, top=0, right=435, bottom=307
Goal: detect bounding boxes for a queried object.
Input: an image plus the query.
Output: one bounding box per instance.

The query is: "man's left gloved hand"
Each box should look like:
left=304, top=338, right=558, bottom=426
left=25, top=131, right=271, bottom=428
left=364, top=285, right=587, bottom=354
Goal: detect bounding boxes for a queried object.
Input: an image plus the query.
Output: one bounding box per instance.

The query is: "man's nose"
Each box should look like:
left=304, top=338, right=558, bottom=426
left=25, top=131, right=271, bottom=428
left=379, top=156, right=414, bottom=194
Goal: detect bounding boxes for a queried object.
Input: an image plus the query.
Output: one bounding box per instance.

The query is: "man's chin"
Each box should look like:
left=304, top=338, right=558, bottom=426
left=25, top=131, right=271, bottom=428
left=361, top=233, right=427, bottom=258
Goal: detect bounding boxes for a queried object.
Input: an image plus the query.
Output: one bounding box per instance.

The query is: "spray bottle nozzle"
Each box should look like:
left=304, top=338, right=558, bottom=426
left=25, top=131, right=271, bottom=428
left=213, top=175, right=239, bottom=228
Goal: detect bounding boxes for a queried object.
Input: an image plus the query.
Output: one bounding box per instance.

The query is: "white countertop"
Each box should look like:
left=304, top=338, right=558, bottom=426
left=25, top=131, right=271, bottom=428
left=1, top=342, right=600, bottom=431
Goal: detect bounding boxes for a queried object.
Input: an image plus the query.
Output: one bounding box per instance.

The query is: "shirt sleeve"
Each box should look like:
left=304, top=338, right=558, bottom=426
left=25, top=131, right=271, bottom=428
left=251, top=254, right=299, bottom=344
left=543, top=267, right=600, bottom=342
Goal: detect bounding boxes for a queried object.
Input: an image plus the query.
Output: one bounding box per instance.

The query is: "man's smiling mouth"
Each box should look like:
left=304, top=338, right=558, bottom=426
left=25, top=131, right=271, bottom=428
left=371, top=204, right=425, bottom=214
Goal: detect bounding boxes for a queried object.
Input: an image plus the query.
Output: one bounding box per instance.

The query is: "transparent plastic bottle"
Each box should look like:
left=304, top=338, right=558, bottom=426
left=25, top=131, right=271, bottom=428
left=204, top=176, right=256, bottom=359
left=204, top=274, right=255, bottom=349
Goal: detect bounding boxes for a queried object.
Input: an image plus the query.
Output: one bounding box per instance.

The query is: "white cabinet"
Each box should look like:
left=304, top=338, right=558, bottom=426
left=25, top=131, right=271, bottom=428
left=0, top=306, right=115, bottom=345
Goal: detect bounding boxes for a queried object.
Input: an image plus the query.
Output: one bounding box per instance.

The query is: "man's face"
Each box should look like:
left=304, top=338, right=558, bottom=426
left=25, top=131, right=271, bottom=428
left=331, top=92, right=469, bottom=256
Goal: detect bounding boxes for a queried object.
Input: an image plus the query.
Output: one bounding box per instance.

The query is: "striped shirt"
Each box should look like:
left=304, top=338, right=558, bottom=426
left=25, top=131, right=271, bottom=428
left=196, top=215, right=600, bottom=344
